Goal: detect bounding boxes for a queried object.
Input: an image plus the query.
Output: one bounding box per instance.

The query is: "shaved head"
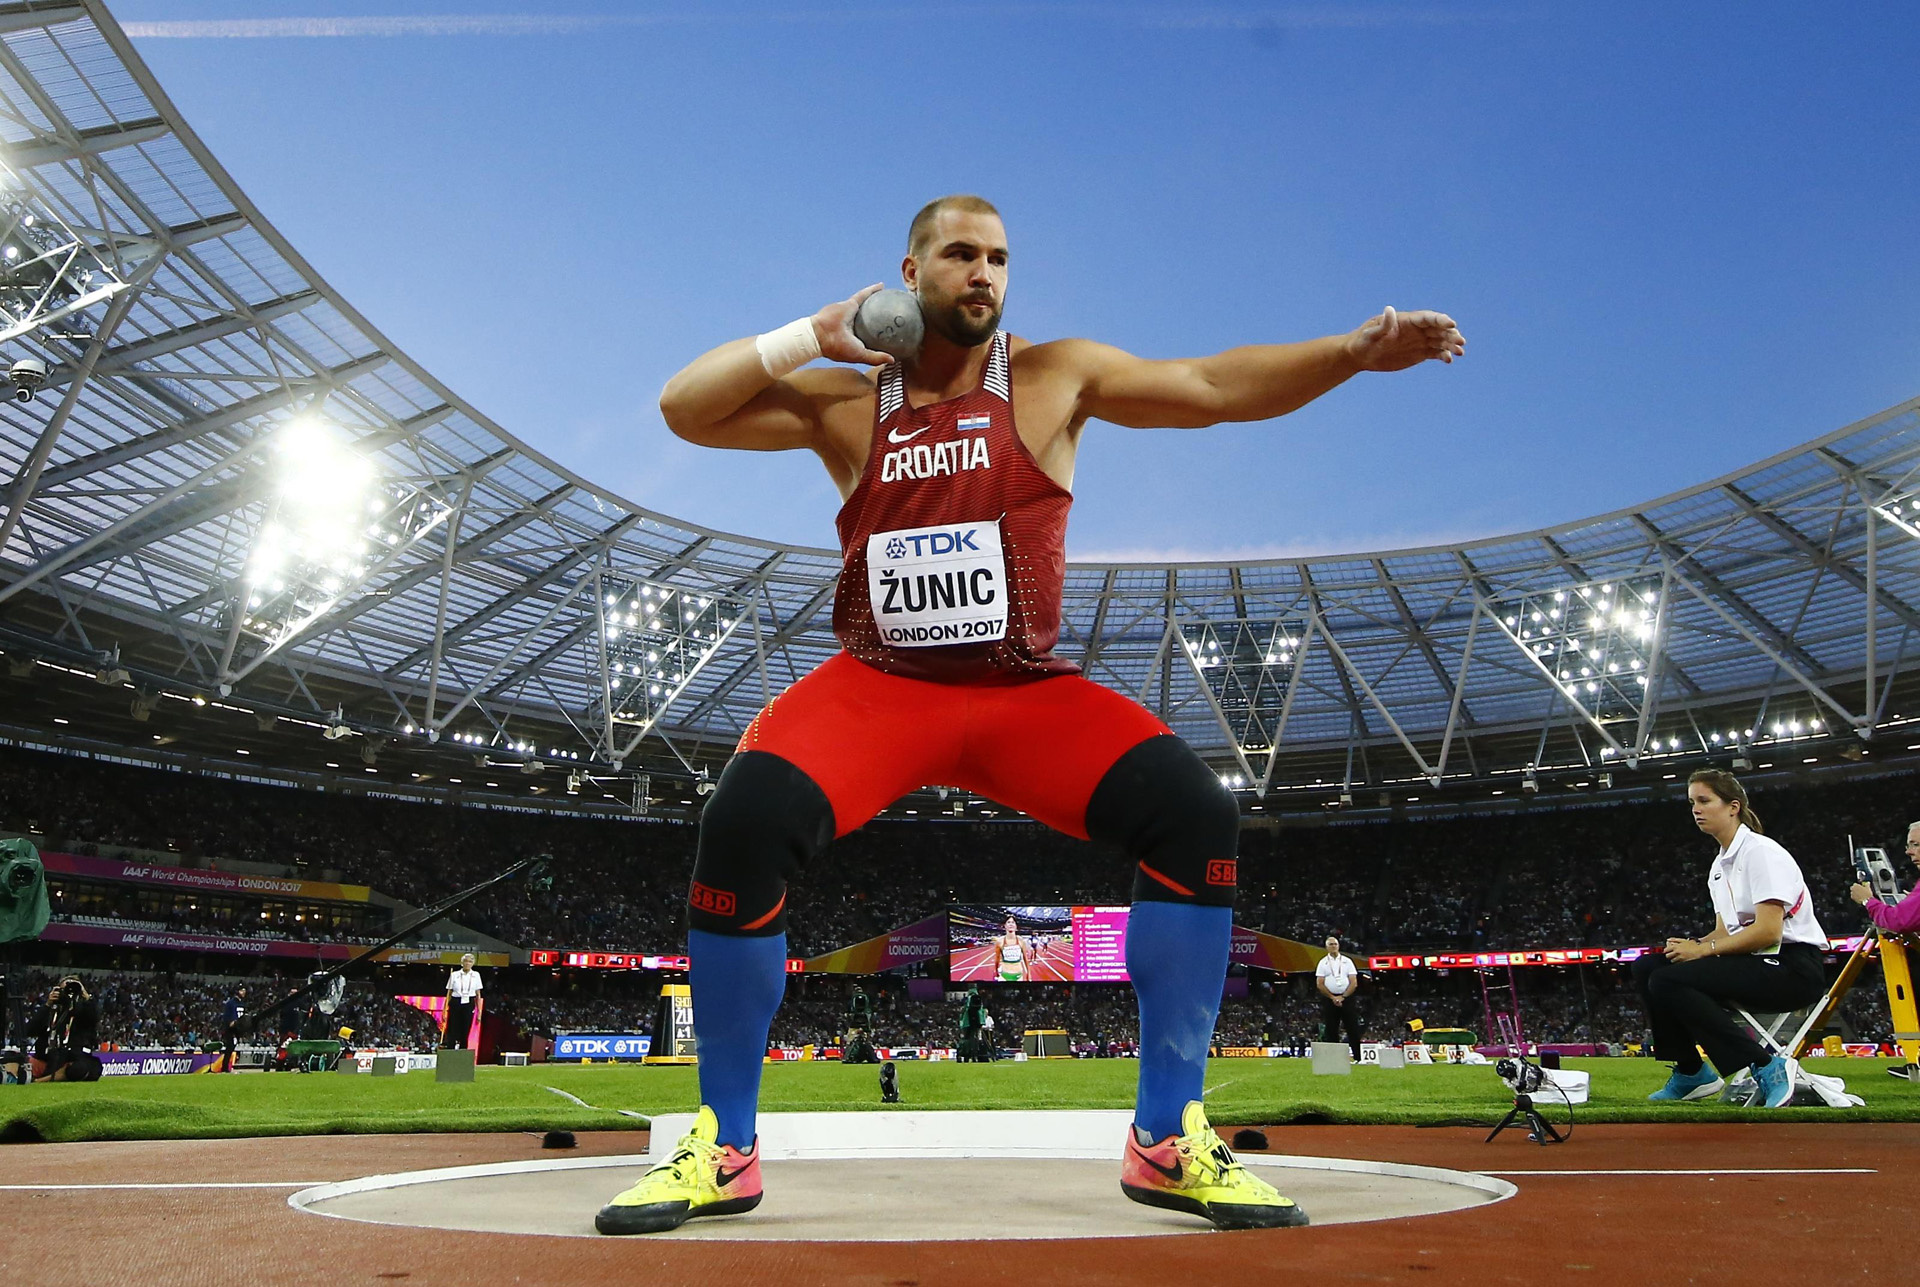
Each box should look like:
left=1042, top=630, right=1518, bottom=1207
left=908, top=194, right=1002, bottom=260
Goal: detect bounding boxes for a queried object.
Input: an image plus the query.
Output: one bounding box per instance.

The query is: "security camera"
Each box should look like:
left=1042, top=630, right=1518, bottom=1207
left=9, top=357, right=47, bottom=404
left=694, top=774, right=716, bottom=797
left=322, top=723, right=353, bottom=741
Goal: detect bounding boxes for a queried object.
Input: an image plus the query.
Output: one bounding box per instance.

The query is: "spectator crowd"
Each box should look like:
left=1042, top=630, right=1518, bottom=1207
left=2, top=743, right=1912, bottom=1051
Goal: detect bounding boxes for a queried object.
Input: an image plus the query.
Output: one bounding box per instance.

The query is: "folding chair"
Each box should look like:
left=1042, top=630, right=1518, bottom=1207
left=1717, top=1003, right=1807, bottom=1105
left=1719, top=1001, right=1862, bottom=1107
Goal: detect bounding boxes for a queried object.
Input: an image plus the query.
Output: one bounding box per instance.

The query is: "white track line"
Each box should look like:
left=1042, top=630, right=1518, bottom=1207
left=0, top=1182, right=329, bottom=1190
left=1483, top=1168, right=1875, bottom=1176
left=542, top=1084, right=647, bottom=1119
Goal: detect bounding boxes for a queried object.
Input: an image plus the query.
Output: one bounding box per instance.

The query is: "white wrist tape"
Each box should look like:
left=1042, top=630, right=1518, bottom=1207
left=756, top=317, right=822, bottom=378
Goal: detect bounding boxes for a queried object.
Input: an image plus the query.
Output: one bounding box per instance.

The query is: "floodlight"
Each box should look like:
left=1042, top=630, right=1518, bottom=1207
left=593, top=577, right=749, bottom=747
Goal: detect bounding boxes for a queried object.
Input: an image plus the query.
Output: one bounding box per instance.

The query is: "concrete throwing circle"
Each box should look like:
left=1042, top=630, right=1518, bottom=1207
left=294, top=1154, right=1510, bottom=1241
left=290, top=1111, right=1512, bottom=1242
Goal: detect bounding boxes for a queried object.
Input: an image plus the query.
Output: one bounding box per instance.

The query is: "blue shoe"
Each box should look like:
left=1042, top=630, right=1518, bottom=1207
left=1751, top=1055, right=1795, bottom=1108
left=1648, top=1064, right=1725, bottom=1102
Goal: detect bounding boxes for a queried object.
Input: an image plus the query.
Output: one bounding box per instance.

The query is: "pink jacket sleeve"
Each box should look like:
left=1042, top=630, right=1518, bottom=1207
left=1865, top=888, right=1920, bottom=935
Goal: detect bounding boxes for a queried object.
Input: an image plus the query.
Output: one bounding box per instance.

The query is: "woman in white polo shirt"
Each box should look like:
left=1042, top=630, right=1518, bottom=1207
left=1632, top=769, right=1828, bottom=1108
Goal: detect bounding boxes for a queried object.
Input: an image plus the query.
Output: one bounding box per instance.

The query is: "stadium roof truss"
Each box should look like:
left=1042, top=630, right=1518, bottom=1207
left=2, top=0, right=1919, bottom=806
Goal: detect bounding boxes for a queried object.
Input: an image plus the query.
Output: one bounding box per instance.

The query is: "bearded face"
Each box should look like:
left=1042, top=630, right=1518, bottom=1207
left=920, top=279, right=1003, bottom=347
left=905, top=209, right=1008, bottom=350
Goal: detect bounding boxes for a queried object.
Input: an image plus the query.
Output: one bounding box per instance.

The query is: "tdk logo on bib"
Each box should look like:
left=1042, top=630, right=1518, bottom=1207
left=867, top=519, right=1009, bottom=648
left=885, top=530, right=979, bottom=559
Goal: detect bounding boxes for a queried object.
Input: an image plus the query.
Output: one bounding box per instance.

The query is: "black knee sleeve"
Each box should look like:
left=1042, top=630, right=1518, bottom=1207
left=688, top=751, right=835, bottom=936
left=1084, top=734, right=1240, bottom=908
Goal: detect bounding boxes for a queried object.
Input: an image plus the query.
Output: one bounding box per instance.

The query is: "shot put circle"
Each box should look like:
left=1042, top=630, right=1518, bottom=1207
left=290, top=1110, right=1513, bottom=1242
left=852, top=288, right=925, bottom=361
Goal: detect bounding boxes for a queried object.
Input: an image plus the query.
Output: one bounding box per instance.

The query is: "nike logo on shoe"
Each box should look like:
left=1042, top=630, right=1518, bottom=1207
left=887, top=425, right=931, bottom=444
left=1130, top=1142, right=1186, bottom=1184
left=715, top=1159, right=754, bottom=1187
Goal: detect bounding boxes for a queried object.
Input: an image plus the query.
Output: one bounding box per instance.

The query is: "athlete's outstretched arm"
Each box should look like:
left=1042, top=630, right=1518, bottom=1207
left=657, top=284, right=895, bottom=450
left=1063, top=307, right=1465, bottom=431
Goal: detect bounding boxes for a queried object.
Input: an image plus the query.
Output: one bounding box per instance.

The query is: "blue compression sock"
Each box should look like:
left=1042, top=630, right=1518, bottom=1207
left=1126, top=900, right=1232, bottom=1141
left=689, top=927, right=788, bottom=1150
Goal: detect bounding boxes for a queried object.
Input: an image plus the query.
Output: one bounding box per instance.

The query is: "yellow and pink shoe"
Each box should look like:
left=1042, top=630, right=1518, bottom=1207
left=595, top=1105, right=763, bottom=1235
left=1121, top=1100, right=1310, bottom=1229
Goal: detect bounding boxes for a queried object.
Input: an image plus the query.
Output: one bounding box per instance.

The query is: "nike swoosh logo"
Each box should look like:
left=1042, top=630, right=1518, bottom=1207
left=1131, top=1144, right=1185, bottom=1184
left=887, top=425, right=931, bottom=444
left=715, top=1161, right=753, bottom=1187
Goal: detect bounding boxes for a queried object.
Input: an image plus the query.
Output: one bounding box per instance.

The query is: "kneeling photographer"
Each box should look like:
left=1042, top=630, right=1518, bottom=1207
left=1632, top=770, right=1827, bottom=1109
left=40, top=975, right=102, bottom=1082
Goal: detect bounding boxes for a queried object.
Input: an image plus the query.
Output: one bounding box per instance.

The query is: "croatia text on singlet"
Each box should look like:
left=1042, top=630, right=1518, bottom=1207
left=833, top=330, right=1078, bottom=683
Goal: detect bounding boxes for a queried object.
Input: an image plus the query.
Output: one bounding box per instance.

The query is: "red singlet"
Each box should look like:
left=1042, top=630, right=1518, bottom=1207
left=741, top=330, right=1171, bottom=837
left=833, top=330, right=1077, bottom=683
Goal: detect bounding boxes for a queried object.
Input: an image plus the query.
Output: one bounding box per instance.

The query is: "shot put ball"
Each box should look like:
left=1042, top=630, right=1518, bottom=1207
left=852, top=289, right=925, bottom=361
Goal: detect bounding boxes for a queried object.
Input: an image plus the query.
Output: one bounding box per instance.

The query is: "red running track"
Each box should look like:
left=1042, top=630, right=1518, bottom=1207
left=1, top=1123, right=1912, bottom=1285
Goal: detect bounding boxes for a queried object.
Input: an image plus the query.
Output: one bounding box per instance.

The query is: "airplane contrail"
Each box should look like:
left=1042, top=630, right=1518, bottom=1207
left=121, top=8, right=1508, bottom=39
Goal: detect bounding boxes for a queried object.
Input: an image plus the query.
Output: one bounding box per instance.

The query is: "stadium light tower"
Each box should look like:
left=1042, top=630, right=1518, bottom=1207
left=1486, top=575, right=1668, bottom=766
left=1177, top=613, right=1313, bottom=796
left=0, top=161, right=147, bottom=346
left=1871, top=491, right=1920, bottom=545
left=590, top=577, right=750, bottom=764
left=214, top=417, right=453, bottom=688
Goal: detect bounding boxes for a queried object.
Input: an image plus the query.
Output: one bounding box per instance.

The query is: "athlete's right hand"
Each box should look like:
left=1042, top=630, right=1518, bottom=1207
left=812, top=283, right=897, bottom=367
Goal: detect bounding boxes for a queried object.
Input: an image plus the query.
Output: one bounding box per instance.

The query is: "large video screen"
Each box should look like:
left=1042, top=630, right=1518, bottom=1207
left=947, top=903, right=1133, bottom=982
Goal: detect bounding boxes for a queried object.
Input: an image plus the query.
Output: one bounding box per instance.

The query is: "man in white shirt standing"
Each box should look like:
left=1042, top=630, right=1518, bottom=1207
left=1315, top=936, right=1363, bottom=1060
left=443, top=953, right=482, bottom=1051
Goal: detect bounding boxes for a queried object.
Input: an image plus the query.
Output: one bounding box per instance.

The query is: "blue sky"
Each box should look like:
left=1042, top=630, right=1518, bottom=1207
left=117, top=2, right=1920, bottom=559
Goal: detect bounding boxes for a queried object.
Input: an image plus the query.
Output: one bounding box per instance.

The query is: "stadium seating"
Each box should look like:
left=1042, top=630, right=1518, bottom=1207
left=0, top=742, right=1907, bottom=1049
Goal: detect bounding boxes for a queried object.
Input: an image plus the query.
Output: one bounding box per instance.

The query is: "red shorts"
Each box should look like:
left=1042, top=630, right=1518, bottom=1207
left=737, top=652, right=1172, bottom=838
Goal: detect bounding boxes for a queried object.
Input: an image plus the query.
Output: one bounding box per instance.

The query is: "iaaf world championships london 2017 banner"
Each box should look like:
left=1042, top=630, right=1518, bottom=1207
left=97, top=1050, right=225, bottom=1076
left=38, top=923, right=511, bottom=967
left=41, top=920, right=360, bottom=960
left=801, top=914, right=949, bottom=973
left=38, top=851, right=372, bottom=902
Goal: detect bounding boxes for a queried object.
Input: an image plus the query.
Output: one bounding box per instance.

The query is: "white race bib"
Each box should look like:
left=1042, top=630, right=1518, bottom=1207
left=866, top=519, right=1008, bottom=648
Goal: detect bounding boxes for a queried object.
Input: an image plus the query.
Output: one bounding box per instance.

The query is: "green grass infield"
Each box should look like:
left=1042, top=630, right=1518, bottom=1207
left=3, top=1056, right=1915, bottom=1144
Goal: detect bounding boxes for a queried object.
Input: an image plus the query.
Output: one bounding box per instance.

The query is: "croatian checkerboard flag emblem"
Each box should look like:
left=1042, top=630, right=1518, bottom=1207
left=956, top=414, right=991, bottom=432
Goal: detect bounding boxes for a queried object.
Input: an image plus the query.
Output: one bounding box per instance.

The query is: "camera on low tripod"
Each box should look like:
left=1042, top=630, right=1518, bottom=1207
left=1488, top=1054, right=1566, bottom=1145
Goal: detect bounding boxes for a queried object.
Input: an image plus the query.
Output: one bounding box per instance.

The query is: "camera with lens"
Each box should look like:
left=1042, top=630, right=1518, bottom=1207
left=1494, top=1056, right=1545, bottom=1094
left=4, top=859, right=35, bottom=894
left=9, top=357, right=48, bottom=404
